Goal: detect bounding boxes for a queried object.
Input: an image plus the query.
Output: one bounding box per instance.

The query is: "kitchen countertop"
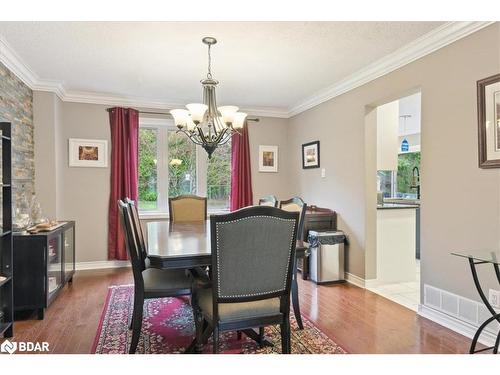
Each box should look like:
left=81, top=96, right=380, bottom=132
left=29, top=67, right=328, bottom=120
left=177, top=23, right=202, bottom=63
left=383, top=198, right=420, bottom=205
left=377, top=203, right=419, bottom=209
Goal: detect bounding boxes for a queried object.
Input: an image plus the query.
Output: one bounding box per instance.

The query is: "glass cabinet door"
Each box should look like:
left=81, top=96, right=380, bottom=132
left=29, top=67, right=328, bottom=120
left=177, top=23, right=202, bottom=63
left=47, top=235, right=62, bottom=297
left=63, top=226, right=74, bottom=281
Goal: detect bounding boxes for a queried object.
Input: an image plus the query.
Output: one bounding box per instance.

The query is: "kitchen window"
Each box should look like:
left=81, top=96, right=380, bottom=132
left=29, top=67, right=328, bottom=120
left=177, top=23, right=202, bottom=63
left=378, top=152, right=420, bottom=199
left=138, top=118, right=231, bottom=215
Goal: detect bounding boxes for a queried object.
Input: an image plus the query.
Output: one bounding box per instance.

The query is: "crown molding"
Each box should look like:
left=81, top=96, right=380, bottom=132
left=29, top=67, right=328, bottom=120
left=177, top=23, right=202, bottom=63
left=1, top=22, right=495, bottom=119
left=287, top=21, right=496, bottom=117
left=0, top=35, right=38, bottom=87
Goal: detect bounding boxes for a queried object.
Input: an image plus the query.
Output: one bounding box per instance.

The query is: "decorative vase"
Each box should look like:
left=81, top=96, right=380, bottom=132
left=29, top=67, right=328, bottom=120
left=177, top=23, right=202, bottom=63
left=13, top=191, right=32, bottom=231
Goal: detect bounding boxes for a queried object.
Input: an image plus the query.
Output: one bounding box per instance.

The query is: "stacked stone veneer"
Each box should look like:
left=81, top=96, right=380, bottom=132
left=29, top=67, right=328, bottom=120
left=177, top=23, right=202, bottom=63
left=0, top=61, right=35, bottom=225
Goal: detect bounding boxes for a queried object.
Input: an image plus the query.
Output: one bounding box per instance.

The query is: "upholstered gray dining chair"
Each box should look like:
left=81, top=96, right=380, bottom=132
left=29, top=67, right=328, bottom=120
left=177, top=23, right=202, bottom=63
left=118, top=200, right=192, bottom=354
left=279, top=196, right=307, bottom=330
left=193, top=205, right=299, bottom=353
left=258, top=195, right=279, bottom=207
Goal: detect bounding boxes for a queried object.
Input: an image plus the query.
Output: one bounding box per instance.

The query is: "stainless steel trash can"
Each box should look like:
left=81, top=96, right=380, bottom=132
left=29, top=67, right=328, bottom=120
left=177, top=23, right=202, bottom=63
left=307, top=230, right=346, bottom=284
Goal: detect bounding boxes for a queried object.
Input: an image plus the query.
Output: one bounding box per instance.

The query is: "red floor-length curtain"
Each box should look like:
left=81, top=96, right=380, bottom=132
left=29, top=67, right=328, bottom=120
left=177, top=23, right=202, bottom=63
left=230, top=121, right=253, bottom=211
left=108, top=107, right=139, bottom=260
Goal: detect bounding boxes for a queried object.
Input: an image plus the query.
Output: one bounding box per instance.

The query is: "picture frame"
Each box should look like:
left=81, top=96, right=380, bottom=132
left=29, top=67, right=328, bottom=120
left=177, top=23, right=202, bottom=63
left=478, top=73, right=500, bottom=168
left=68, top=138, right=108, bottom=168
left=302, top=141, right=320, bottom=169
left=258, top=145, right=278, bottom=172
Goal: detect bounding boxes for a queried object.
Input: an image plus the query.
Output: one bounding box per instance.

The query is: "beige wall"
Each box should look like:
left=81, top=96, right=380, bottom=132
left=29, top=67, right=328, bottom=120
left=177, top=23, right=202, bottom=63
left=248, top=117, right=290, bottom=203
left=33, top=100, right=290, bottom=263
left=287, top=23, right=500, bottom=302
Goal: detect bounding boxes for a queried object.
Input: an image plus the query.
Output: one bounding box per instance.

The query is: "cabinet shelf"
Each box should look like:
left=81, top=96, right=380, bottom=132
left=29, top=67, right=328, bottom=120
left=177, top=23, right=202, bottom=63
left=0, top=276, right=12, bottom=287
left=0, top=229, right=12, bottom=237
left=0, top=322, right=13, bottom=336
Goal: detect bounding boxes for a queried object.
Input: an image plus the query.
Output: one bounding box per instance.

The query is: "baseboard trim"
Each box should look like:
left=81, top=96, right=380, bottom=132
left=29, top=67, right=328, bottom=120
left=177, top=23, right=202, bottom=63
left=75, top=261, right=130, bottom=271
left=418, top=304, right=497, bottom=348
left=364, top=278, right=382, bottom=289
left=345, top=272, right=365, bottom=288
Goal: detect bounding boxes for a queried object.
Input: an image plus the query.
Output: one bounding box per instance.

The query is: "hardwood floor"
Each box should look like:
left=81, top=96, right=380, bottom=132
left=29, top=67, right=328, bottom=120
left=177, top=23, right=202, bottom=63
left=3, top=268, right=471, bottom=354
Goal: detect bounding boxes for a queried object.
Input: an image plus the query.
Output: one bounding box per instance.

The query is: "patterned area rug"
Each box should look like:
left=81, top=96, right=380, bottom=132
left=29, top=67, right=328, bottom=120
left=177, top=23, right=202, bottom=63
left=92, top=285, right=346, bottom=354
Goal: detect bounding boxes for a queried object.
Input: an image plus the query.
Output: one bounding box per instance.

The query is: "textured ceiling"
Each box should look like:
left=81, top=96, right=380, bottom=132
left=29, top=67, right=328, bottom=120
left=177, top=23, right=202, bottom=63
left=0, top=21, right=444, bottom=111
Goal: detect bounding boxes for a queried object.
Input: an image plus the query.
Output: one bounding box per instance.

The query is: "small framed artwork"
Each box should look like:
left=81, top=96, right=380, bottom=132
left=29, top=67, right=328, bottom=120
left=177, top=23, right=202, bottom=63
left=258, top=145, right=278, bottom=172
left=478, top=73, right=500, bottom=168
left=302, top=141, right=320, bottom=169
left=68, top=138, right=108, bottom=168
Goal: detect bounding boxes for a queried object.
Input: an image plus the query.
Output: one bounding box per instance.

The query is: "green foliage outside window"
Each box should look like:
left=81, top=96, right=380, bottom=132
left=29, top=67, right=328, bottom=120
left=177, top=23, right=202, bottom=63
left=397, top=152, right=420, bottom=194
left=207, top=140, right=231, bottom=210
left=138, top=128, right=158, bottom=209
left=167, top=131, right=197, bottom=198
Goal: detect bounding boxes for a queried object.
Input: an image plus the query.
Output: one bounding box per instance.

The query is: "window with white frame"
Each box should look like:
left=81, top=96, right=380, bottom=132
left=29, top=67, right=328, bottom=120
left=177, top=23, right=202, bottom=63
left=138, top=118, right=231, bottom=214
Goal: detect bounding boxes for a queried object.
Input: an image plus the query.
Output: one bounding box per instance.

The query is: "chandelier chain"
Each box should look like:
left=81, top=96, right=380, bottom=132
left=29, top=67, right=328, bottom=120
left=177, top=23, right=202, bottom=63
left=207, top=44, right=212, bottom=79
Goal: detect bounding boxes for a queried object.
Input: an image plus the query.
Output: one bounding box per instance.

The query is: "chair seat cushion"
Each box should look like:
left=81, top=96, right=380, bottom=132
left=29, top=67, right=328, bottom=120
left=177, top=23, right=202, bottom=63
left=142, top=268, right=191, bottom=295
left=197, top=288, right=281, bottom=323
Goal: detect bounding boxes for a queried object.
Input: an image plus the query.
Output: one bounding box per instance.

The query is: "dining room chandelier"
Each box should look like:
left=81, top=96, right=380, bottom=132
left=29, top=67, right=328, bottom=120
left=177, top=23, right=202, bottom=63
left=169, top=37, right=247, bottom=158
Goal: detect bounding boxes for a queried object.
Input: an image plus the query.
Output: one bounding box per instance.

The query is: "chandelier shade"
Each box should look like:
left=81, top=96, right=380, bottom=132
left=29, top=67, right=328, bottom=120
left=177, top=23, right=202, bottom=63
left=170, top=37, right=246, bottom=158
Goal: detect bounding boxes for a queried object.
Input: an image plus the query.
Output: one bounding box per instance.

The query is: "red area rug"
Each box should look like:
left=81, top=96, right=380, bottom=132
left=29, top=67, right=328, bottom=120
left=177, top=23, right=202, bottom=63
left=92, top=285, right=346, bottom=354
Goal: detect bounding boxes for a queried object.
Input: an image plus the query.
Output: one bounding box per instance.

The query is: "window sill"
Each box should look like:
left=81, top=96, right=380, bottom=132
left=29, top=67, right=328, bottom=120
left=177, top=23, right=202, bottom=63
left=139, top=212, right=169, bottom=220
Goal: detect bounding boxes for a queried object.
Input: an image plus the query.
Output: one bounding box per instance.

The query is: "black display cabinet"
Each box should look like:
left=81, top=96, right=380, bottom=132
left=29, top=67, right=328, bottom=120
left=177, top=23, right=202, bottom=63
left=0, top=122, right=13, bottom=338
left=13, top=221, right=75, bottom=319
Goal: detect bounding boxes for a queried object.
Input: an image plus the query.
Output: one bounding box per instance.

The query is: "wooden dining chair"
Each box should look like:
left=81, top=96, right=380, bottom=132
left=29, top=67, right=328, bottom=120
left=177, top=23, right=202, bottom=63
left=125, top=198, right=150, bottom=270
left=193, top=206, right=299, bottom=354
left=279, top=197, right=307, bottom=330
left=169, top=195, right=207, bottom=222
left=117, top=200, right=192, bottom=354
left=258, top=195, right=278, bottom=207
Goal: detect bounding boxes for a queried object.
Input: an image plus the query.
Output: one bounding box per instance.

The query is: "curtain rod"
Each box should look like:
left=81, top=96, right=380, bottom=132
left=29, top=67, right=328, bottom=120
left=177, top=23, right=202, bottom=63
left=105, top=108, right=260, bottom=122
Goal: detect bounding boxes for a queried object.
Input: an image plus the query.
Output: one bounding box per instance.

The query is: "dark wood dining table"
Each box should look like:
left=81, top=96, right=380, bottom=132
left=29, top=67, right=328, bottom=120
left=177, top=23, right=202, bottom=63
left=146, top=220, right=309, bottom=330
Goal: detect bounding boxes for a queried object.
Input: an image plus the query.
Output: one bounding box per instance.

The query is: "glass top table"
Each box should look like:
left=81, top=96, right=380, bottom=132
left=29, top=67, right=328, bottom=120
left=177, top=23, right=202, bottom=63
left=451, top=249, right=500, bottom=354
left=451, top=250, right=500, bottom=265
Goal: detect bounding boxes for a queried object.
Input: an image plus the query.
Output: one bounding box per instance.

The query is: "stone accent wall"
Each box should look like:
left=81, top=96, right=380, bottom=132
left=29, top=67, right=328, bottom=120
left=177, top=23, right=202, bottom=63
left=0, top=61, right=35, bottom=225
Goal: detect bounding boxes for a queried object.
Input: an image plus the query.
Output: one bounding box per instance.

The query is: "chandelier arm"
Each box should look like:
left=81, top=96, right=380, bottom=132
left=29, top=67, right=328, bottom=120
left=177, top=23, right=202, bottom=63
left=219, top=132, right=233, bottom=145
left=176, top=129, right=203, bottom=145
left=215, top=128, right=233, bottom=145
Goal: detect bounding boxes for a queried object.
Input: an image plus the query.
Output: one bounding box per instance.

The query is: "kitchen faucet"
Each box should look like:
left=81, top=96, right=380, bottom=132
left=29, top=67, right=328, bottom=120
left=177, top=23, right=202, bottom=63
left=410, top=166, right=420, bottom=200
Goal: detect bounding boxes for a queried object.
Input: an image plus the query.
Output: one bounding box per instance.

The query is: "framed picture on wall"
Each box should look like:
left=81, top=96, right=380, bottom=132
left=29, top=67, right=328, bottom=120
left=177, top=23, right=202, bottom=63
left=302, top=140, right=320, bottom=169
left=478, top=73, right=500, bottom=168
left=258, top=145, right=278, bottom=172
left=68, top=138, right=108, bottom=168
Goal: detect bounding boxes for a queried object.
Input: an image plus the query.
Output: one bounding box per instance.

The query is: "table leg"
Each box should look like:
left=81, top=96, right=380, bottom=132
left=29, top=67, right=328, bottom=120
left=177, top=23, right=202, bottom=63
left=468, top=258, right=500, bottom=354
left=292, top=258, right=304, bottom=330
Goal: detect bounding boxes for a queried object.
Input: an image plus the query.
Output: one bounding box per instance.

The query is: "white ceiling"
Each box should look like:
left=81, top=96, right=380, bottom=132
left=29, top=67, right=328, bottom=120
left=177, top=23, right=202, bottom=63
left=0, top=21, right=449, bottom=115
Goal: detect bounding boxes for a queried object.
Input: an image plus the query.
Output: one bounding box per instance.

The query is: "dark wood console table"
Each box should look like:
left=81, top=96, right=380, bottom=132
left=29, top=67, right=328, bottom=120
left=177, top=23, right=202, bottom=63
left=13, top=221, right=75, bottom=319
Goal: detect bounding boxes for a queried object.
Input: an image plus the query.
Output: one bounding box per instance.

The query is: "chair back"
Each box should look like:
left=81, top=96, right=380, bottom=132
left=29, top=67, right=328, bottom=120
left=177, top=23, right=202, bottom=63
left=169, top=195, right=207, bottom=222
left=210, top=206, right=299, bottom=305
left=117, top=200, right=144, bottom=290
left=125, top=198, right=147, bottom=270
left=279, top=197, right=307, bottom=240
left=258, top=195, right=278, bottom=207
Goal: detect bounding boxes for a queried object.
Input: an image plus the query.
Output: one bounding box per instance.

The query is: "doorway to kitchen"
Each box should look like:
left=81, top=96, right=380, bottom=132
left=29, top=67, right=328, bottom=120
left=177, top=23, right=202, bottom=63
left=366, top=92, right=421, bottom=311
